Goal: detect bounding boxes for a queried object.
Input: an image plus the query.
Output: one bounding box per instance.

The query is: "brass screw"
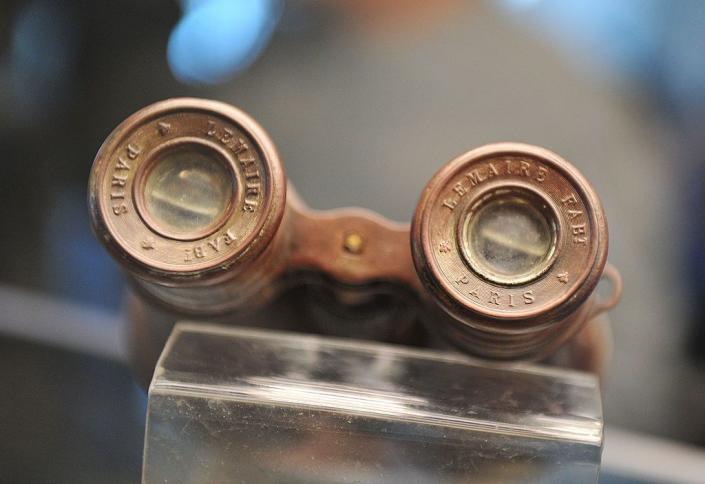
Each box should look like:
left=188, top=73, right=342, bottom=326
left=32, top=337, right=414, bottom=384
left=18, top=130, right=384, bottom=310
left=343, top=232, right=364, bottom=255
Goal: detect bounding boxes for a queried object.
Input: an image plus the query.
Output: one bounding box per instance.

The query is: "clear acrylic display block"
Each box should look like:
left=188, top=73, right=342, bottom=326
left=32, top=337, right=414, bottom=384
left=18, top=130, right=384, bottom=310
left=143, top=323, right=603, bottom=483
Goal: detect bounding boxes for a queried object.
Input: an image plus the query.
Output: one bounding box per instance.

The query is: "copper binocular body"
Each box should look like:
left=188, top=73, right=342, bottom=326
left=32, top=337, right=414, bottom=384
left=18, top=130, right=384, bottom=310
left=89, top=98, right=622, bottom=368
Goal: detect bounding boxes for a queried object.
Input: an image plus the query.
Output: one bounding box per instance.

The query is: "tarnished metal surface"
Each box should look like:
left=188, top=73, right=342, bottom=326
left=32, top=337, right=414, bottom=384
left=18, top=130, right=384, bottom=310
left=89, top=98, right=622, bottom=374
left=412, top=143, right=621, bottom=360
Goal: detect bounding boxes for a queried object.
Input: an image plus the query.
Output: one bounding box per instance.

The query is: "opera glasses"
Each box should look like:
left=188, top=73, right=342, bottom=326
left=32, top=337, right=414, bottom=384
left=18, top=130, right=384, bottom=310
left=89, top=98, right=621, bottom=371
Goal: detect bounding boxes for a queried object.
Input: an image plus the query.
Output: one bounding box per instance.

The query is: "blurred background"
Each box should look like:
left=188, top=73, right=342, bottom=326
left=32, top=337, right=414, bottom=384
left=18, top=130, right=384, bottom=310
left=1, top=0, right=705, bottom=482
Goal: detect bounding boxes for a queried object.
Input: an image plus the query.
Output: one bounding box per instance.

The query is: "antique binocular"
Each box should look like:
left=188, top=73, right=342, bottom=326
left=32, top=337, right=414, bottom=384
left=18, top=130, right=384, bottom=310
left=89, top=98, right=621, bottom=370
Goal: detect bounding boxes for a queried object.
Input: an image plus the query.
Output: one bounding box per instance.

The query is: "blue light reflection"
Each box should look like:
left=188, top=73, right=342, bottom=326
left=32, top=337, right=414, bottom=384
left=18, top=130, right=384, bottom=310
left=167, top=0, right=282, bottom=85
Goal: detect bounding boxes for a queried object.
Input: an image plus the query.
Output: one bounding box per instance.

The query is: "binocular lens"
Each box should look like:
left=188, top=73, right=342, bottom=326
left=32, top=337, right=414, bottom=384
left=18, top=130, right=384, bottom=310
left=142, top=146, right=233, bottom=239
left=412, top=143, right=614, bottom=360
left=463, top=193, right=556, bottom=284
left=90, top=99, right=285, bottom=283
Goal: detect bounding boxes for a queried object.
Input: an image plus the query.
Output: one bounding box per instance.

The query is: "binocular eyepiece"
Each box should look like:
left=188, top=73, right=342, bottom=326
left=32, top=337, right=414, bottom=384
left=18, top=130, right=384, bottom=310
left=89, top=98, right=621, bottom=365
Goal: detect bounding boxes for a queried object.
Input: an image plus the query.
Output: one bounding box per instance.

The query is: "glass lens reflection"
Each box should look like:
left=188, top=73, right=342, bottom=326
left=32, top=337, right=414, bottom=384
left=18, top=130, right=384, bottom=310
left=143, top=148, right=232, bottom=238
left=467, top=197, right=553, bottom=279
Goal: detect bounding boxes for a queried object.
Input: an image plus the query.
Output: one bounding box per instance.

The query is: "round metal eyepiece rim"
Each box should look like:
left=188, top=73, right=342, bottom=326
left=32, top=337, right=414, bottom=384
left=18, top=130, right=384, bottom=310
left=411, top=142, right=608, bottom=325
left=88, top=98, right=286, bottom=281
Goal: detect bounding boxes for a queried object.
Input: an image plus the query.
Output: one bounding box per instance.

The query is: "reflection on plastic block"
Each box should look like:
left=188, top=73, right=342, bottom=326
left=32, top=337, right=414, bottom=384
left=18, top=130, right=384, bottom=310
left=144, top=323, right=603, bottom=483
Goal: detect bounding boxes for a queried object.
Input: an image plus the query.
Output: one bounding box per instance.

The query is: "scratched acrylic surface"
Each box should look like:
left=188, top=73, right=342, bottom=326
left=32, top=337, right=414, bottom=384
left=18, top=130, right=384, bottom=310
left=143, top=324, right=602, bottom=483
